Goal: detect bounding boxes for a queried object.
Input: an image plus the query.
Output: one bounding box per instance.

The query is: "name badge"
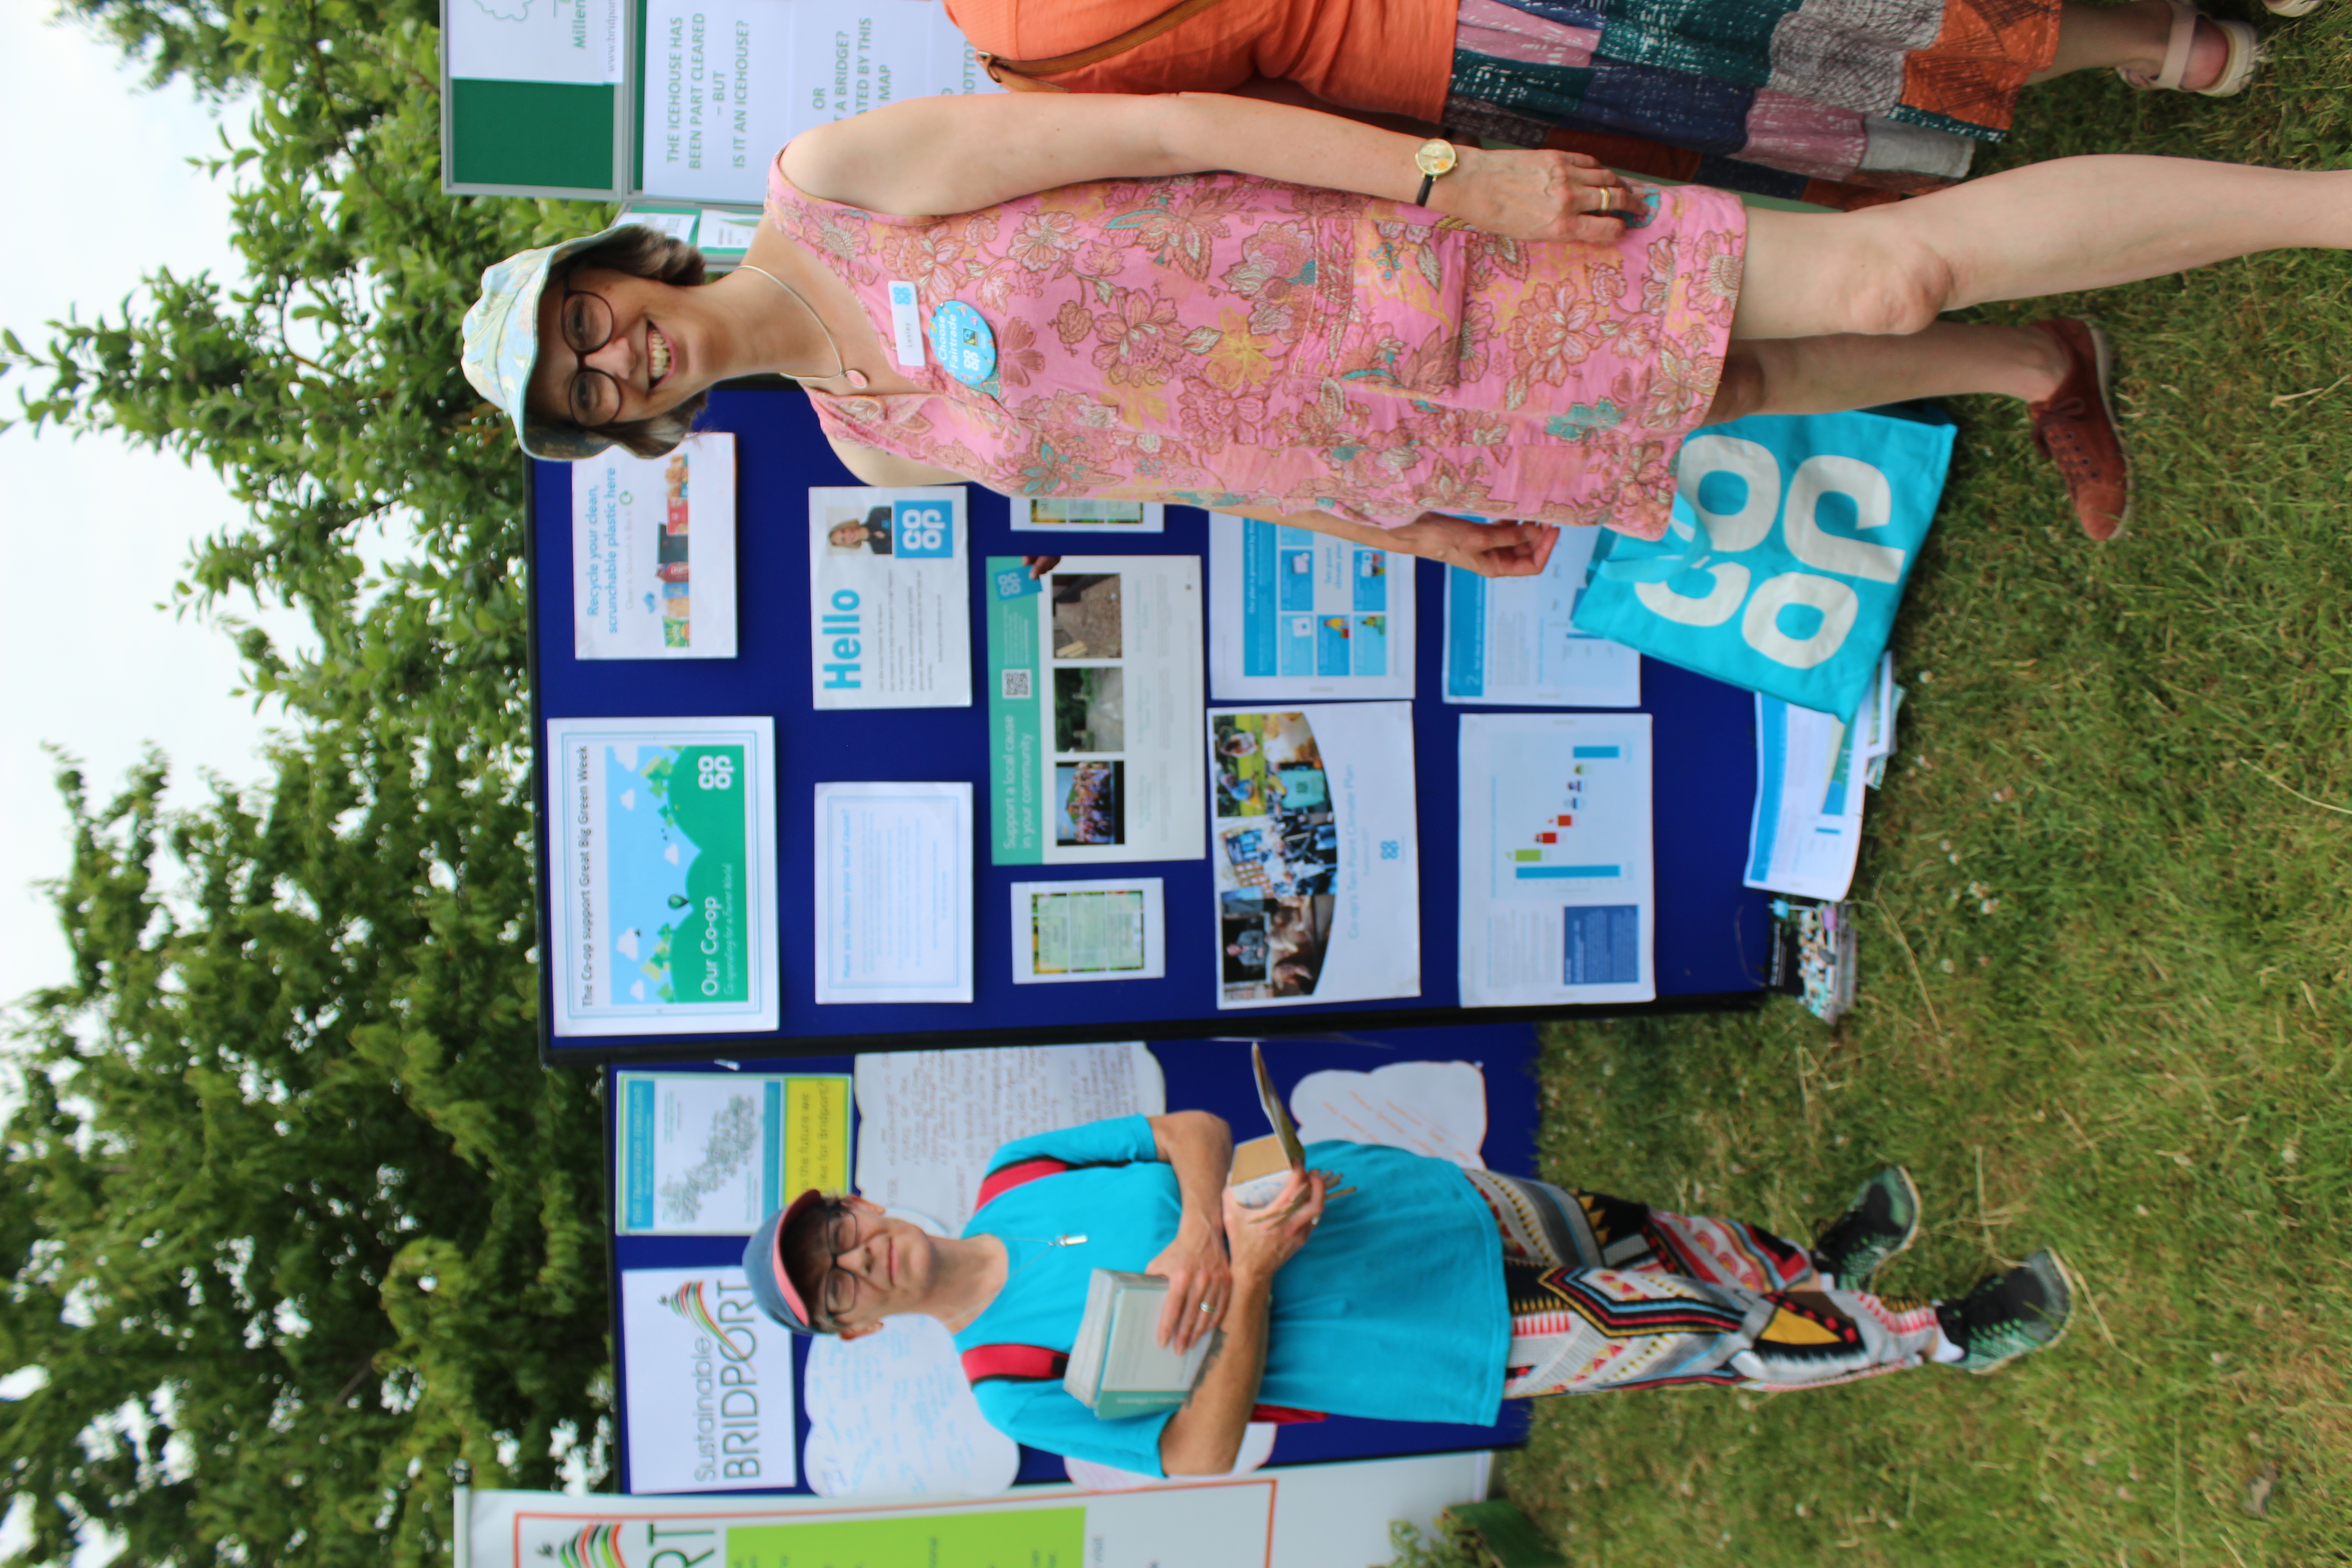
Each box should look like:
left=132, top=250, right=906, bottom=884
left=886, top=281, right=926, bottom=368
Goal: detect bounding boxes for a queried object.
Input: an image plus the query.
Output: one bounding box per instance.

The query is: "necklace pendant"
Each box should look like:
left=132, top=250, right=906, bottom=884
left=843, top=368, right=870, bottom=391
left=1052, top=1235, right=1087, bottom=1247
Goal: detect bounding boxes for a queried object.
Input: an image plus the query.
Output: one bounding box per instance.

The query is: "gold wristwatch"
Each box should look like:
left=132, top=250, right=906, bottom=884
left=1413, top=137, right=1458, bottom=207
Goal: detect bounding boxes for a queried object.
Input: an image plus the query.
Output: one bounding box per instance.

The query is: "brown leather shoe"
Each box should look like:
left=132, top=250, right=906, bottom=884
left=2027, top=319, right=2131, bottom=542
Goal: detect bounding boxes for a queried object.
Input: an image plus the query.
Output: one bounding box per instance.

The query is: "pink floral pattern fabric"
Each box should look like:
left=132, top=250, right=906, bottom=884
left=766, top=155, right=1746, bottom=539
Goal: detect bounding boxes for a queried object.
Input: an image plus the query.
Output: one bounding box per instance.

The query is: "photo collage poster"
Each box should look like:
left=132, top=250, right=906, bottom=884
left=1207, top=703, right=1421, bottom=1009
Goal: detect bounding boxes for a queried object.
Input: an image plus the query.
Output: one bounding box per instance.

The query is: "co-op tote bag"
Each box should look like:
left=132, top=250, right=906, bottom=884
left=1570, top=405, right=1957, bottom=720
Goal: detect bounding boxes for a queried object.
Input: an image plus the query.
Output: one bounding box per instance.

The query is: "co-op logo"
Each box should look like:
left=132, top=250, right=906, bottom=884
left=1636, top=434, right=1906, bottom=671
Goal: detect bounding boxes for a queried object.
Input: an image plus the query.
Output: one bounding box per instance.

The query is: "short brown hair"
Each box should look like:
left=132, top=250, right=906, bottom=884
left=550, top=225, right=710, bottom=459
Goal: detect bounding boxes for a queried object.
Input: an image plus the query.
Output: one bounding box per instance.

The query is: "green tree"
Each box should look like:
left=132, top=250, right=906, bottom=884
left=1, top=3, right=621, bottom=1564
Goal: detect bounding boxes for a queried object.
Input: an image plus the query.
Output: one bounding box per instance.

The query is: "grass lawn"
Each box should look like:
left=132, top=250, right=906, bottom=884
left=1499, top=10, right=2352, bottom=1563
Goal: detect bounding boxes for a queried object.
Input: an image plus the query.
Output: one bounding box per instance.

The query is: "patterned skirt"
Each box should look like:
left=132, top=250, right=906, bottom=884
left=1443, top=0, right=2063, bottom=211
left=1464, top=1169, right=1942, bottom=1393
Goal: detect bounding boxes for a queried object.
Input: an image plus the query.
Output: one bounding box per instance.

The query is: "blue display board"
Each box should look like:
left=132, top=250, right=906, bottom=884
left=528, top=387, right=1767, bottom=1060
left=607, top=1027, right=1544, bottom=1493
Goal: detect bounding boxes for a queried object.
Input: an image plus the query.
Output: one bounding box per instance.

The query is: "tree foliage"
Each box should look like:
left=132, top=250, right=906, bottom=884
left=1, top=4, right=620, bottom=1564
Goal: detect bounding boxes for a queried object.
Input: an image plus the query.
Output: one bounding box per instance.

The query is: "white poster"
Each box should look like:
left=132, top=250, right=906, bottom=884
left=1008, top=497, right=1166, bottom=533
left=808, top=485, right=972, bottom=710
left=613, top=1072, right=853, bottom=1235
left=852, top=1043, right=1166, bottom=1231
left=1207, top=703, right=1420, bottom=1009
left=545, top=716, right=781, bottom=1036
left=467, top=1457, right=1490, bottom=1568
left=1012, top=879, right=1167, bottom=984
left=639, top=0, right=1001, bottom=204
left=1207, top=512, right=1414, bottom=701
left=446, top=0, right=624, bottom=85
left=803, top=1311, right=1021, bottom=1497
left=1457, top=713, right=1656, bottom=1006
left=1442, top=528, right=1640, bottom=706
left=985, top=556, right=1207, bottom=865
left=571, top=433, right=737, bottom=659
left=618, top=1265, right=799, bottom=1493
left=813, top=781, right=975, bottom=1004
left=1744, top=688, right=1875, bottom=902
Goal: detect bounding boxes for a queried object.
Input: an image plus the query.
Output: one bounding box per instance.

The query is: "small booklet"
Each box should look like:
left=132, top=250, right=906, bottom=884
left=1062, top=1270, right=1216, bottom=1418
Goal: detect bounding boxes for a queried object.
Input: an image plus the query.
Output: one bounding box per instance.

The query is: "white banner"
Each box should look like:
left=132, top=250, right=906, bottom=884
left=462, top=1454, right=1490, bottom=1568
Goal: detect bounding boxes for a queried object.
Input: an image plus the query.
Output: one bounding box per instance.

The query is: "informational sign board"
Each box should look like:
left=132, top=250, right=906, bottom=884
left=443, top=0, right=999, bottom=203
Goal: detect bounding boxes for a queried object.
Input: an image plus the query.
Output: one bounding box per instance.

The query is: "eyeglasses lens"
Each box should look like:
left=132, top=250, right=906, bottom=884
left=562, top=286, right=621, bottom=426
left=822, top=1204, right=858, bottom=1318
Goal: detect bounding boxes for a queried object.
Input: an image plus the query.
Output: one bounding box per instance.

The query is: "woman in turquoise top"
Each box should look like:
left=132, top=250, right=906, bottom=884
left=743, top=1111, right=2074, bottom=1477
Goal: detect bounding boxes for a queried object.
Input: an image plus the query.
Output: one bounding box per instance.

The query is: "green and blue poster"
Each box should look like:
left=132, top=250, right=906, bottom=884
left=548, top=716, right=779, bottom=1035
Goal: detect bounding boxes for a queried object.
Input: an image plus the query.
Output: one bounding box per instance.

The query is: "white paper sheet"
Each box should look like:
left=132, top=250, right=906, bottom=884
left=808, top=486, right=972, bottom=710
left=1457, top=713, right=1656, bottom=1006
left=1207, top=703, right=1421, bottom=1009
left=617, top=1265, right=798, bottom=1492
left=698, top=208, right=763, bottom=253
left=1011, top=878, right=1167, bottom=984
left=571, top=433, right=736, bottom=659
left=1743, top=691, right=1868, bottom=901
left=852, top=1044, right=1166, bottom=1231
left=1207, top=513, right=1415, bottom=701
left=446, top=0, right=623, bottom=84
left=612, top=1072, right=852, bottom=1234
left=546, top=716, right=781, bottom=1036
left=1441, top=529, right=1639, bottom=706
left=617, top=206, right=701, bottom=245
left=1289, top=1061, right=1488, bottom=1168
left=803, top=1314, right=1019, bottom=1497
left=813, top=782, right=974, bottom=1004
left=1007, top=498, right=1166, bottom=533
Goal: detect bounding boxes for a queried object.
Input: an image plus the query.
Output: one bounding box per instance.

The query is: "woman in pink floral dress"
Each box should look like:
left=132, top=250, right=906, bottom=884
left=467, top=91, right=2352, bottom=558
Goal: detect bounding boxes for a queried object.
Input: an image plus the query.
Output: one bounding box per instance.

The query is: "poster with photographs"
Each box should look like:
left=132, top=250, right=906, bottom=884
left=571, top=432, right=737, bottom=659
left=1207, top=511, right=1413, bottom=700
left=806, top=486, right=971, bottom=710
left=1206, top=703, right=1420, bottom=1009
left=984, top=556, right=1205, bottom=865
left=1006, top=497, right=1166, bottom=533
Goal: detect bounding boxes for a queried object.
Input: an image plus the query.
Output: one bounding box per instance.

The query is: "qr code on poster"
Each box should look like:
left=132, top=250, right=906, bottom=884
left=1000, top=668, right=1033, bottom=700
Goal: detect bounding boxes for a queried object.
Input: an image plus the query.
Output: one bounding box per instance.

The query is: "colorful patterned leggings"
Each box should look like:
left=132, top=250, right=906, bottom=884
left=1465, top=1170, right=1943, bottom=1396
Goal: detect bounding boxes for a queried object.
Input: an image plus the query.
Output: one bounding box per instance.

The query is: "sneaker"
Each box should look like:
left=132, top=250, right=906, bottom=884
left=2026, top=319, right=2131, bottom=542
left=1936, top=1249, right=2073, bottom=1375
left=1811, top=1166, right=1920, bottom=1290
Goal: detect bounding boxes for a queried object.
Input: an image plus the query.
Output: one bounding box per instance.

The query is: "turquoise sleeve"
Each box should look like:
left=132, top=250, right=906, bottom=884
left=984, top=1113, right=1161, bottom=1175
left=972, top=1377, right=1173, bottom=1477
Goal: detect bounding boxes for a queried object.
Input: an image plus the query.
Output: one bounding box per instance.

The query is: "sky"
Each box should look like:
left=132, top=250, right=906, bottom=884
left=0, top=8, right=308, bottom=1012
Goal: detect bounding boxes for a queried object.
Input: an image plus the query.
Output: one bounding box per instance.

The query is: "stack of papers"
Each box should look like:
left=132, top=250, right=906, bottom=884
left=1063, top=1271, right=1215, bottom=1420
left=1744, top=657, right=1899, bottom=902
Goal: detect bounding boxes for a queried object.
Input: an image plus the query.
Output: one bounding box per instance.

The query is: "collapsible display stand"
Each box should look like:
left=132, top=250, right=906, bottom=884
left=524, top=388, right=1769, bottom=1063
left=607, top=1029, right=1542, bottom=1491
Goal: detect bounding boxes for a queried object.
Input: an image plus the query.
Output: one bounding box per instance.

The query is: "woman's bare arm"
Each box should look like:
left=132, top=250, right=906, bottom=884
left=782, top=93, right=1629, bottom=242
left=1219, top=503, right=1562, bottom=579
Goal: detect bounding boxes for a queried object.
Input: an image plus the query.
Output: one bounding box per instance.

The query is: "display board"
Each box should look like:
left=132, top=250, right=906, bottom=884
left=606, top=1029, right=1542, bottom=1495
left=524, top=389, right=1768, bottom=1062
left=442, top=0, right=995, bottom=202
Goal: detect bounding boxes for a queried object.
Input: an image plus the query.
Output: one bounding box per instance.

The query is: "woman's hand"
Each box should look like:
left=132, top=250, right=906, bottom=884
left=1392, top=513, right=1563, bottom=578
left=1440, top=147, right=1636, bottom=244
left=1223, top=1170, right=1330, bottom=1284
left=1148, top=1213, right=1235, bottom=1353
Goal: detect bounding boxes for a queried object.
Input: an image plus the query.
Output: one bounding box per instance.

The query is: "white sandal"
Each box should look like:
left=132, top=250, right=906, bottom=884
left=2262, top=0, right=2321, bottom=18
left=2117, top=0, right=2263, bottom=97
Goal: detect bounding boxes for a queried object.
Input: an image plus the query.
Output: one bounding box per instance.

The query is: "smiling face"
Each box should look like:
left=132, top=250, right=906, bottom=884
left=525, top=264, right=706, bottom=433
left=784, top=1195, right=942, bottom=1341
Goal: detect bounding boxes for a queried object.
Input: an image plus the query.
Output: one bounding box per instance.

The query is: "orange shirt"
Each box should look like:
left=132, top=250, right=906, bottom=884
left=943, top=0, right=1455, bottom=123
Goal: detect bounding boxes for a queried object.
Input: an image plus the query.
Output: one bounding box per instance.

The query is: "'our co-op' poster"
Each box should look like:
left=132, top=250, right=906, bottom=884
left=547, top=716, right=781, bottom=1036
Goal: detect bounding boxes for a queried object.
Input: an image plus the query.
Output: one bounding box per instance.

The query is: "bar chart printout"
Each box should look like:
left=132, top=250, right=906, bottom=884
left=1460, top=714, right=1656, bottom=1006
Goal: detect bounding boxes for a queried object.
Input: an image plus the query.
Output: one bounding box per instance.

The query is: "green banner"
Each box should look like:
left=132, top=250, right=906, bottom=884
left=985, top=558, right=1045, bottom=864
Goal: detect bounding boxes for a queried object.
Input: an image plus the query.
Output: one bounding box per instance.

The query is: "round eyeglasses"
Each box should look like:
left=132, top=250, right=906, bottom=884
left=555, top=280, right=624, bottom=427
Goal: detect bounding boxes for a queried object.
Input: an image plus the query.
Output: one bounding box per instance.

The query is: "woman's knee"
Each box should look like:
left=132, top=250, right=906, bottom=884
left=1700, top=347, right=1767, bottom=424
left=1836, top=234, right=1955, bottom=337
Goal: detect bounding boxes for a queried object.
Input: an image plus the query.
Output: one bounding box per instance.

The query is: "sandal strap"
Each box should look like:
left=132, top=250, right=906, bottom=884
left=2154, top=0, right=2199, bottom=90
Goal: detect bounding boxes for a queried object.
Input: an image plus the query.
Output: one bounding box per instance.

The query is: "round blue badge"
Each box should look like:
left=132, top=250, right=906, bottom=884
left=929, top=300, right=997, bottom=386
